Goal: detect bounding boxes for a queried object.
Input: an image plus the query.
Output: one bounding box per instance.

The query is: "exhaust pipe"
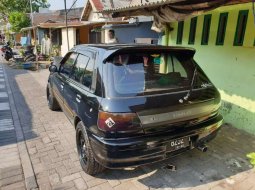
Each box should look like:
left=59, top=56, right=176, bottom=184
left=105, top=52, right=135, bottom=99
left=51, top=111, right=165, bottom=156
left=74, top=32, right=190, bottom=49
left=196, top=144, right=208, bottom=152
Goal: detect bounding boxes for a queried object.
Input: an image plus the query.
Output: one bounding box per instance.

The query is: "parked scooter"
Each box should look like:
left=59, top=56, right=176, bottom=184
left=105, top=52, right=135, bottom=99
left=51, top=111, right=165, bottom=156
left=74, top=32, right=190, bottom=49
left=23, top=46, right=36, bottom=62
left=1, top=42, right=13, bottom=61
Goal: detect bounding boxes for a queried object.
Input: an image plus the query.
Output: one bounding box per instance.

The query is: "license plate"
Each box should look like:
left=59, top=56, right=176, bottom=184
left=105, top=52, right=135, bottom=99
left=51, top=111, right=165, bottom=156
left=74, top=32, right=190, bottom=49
left=167, top=137, right=190, bottom=152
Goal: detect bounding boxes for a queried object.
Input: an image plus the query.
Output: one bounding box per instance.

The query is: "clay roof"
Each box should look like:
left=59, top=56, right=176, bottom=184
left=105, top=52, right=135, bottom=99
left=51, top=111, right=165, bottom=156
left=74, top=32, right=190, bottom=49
left=38, top=21, right=128, bottom=29
left=31, top=13, right=62, bottom=25
left=31, top=7, right=84, bottom=25
left=91, top=0, right=104, bottom=11
left=80, top=0, right=131, bottom=21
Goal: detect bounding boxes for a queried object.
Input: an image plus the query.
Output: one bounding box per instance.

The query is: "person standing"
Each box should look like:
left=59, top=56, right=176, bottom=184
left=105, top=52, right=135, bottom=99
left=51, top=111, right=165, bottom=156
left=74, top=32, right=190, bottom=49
left=41, top=33, right=51, bottom=56
left=107, top=30, right=118, bottom=44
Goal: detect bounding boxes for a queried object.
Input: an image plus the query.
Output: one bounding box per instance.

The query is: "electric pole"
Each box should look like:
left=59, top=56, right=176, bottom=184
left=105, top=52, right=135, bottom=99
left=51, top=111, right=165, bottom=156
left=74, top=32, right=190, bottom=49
left=64, top=0, right=70, bottom=51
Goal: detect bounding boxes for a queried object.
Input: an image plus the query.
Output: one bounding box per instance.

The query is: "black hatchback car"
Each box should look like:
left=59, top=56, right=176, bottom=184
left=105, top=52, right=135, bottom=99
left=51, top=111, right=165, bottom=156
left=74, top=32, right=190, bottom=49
left=47, top=44, right=223, bottom=175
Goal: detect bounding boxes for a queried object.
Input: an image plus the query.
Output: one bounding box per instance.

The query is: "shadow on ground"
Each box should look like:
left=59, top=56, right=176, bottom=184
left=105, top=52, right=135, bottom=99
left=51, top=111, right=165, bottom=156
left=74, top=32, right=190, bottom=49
left=0, top=62, right=38, bottom=146
left=96, top=124, right=255, bottom=189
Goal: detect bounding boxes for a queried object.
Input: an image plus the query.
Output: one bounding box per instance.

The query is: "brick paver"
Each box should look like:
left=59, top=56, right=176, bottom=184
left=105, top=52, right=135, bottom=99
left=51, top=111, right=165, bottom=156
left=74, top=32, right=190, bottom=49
left=0, top=63, right=26, bottom=190
left=2, top=63, right=255, bottom=190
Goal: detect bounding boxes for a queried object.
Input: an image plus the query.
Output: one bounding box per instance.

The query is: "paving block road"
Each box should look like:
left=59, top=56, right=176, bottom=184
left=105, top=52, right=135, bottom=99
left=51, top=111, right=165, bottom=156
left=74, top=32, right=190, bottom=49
left=0, top=60, right=255, bottom=190
left=0, top=63, right=26, bottom=190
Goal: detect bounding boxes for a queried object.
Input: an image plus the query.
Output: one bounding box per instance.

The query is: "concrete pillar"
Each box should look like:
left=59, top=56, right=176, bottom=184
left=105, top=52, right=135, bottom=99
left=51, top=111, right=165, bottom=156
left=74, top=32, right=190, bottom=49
left=61, top=27, right=76, bottom=56
left=160, top=24, right=170, bottom=73
left=104, top=28, right=110, bottom=43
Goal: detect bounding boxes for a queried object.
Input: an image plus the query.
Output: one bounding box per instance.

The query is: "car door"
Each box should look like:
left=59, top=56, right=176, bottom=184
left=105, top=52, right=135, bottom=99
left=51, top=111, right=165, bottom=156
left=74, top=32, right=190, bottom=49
left=63, top=53, right=90, bottom=121
left=65, top=51, right=99, bottom=128
left=53, top=52, right=77, bottom=112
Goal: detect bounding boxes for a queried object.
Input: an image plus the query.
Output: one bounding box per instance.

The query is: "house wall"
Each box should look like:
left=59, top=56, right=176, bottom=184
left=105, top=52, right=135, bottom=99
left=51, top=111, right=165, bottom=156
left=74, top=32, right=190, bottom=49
left=166, top=3, right=255, bottom=134
left=105, top=22, right=159, bottom=44
left=88, top=11, right=106, bottom=22
left=61, top=28, right=76, bottom=56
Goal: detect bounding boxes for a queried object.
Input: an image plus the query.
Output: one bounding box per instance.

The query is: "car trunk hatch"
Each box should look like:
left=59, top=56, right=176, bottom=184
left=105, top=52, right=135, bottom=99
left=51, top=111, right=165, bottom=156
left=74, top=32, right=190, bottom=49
left=135, top=89, right=220, bottom=134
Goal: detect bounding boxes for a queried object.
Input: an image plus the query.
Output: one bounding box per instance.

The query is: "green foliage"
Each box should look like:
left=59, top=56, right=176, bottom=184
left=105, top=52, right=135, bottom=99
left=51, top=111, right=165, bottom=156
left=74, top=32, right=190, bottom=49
left=51, top=45, right=61, bottom=56
left=19, top=48, right=25, bottom=56
left=247, top=152, right=255, bottom=166
left=0, top=0, right=49, bottom=19
left=9, top=12, right=30, bottom=32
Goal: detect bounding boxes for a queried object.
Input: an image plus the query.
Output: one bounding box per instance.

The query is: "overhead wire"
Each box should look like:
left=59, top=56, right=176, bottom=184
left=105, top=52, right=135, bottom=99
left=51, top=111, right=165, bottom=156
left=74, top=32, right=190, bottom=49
left=67, top=0, right=79, bottom=14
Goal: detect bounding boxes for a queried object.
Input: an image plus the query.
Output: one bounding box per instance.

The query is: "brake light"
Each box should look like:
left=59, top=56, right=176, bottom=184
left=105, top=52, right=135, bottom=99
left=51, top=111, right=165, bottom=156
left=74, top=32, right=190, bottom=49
left=97, top=111, right=141, bottom=132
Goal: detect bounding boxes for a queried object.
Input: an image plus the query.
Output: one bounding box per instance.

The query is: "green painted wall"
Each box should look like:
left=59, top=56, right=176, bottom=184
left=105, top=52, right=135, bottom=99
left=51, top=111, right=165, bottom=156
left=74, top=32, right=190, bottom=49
left=167, top=3, right=255, bottom=134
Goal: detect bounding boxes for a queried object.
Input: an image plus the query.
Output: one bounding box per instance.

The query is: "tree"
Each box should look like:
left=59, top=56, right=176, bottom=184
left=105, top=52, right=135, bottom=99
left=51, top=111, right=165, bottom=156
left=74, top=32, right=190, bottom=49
left=0, top=0, right=49, bottom=20
left=9, top=12, right=30, bottom=32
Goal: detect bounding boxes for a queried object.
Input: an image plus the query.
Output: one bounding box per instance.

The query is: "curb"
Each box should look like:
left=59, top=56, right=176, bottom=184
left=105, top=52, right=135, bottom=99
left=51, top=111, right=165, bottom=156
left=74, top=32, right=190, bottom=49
left=2, top=63, right=38, bottom=190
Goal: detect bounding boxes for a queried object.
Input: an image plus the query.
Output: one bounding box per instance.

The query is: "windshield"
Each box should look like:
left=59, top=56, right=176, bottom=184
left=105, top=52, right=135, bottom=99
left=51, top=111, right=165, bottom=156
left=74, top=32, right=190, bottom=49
left=106, top=51, right=210, bottom=97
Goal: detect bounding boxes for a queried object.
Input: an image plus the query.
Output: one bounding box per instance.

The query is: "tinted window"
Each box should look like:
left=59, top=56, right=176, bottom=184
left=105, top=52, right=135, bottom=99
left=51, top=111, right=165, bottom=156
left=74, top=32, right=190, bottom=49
left=82, top=55, right=94, bottom=88
left=106, top=51, right=210, bottom=97
left=60, top=53, right=77, bottom=76
left=70, top=54, right=90, bottom=83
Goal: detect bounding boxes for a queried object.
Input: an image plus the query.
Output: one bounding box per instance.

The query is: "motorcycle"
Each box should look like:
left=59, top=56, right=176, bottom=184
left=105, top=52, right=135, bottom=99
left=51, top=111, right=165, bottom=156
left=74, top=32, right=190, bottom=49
left=1, top=42, right=13, bottom=61
left=23, top=46, right=36, bottom=62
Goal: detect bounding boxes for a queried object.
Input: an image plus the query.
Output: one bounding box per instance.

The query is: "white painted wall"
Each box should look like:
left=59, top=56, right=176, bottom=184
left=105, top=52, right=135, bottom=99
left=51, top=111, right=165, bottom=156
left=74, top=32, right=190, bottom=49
left=88, top=11, right=106, bottom=22
left=61, top=28, right=77, bottom=56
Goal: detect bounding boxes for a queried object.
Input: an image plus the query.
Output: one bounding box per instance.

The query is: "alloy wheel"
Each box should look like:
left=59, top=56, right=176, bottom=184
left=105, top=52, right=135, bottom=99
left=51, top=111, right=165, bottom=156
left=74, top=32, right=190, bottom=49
left=79, top=132, right=88, bottom=164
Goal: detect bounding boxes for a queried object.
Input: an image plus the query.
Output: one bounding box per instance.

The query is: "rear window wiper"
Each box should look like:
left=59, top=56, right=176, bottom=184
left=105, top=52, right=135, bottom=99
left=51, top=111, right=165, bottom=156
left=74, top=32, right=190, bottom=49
left=179, top=66, right=197, bottom=103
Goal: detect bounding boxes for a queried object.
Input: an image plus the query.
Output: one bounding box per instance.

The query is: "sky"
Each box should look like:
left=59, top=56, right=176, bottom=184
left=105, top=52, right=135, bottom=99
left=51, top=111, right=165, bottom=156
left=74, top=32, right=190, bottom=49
left=48, top=0, right=86, bottom=10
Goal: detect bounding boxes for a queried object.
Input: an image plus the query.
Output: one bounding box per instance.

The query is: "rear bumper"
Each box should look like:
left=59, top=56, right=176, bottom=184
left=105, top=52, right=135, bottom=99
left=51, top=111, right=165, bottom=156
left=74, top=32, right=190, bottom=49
left=88, top=114, right=223, bottom=169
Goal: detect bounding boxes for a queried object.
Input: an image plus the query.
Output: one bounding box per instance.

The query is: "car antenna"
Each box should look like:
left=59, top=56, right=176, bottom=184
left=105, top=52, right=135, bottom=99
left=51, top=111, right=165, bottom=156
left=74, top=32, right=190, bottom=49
left=179, top=66, right=197, bottom=104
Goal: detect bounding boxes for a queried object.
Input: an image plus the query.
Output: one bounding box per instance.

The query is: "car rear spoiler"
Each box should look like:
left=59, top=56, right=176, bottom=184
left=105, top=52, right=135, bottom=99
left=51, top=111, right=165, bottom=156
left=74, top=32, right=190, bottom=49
left=102, top=46, right=196, bottom=63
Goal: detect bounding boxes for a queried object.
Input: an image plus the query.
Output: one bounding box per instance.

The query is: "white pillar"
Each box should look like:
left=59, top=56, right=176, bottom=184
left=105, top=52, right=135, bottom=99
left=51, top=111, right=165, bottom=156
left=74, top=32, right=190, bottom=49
left=61, top=27, right=76, bottom=56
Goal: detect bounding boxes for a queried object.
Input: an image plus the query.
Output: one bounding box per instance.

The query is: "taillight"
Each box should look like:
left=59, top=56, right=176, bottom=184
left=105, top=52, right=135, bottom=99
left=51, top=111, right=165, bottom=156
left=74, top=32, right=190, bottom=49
left=97, top=111, right=141, bottom=132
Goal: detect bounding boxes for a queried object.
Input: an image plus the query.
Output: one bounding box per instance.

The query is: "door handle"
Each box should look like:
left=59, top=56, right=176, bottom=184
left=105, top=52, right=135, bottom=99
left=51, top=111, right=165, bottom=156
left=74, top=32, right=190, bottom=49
left=76, top=94, right=81, bottom=99
left=76, top=94, right=81, bottom=103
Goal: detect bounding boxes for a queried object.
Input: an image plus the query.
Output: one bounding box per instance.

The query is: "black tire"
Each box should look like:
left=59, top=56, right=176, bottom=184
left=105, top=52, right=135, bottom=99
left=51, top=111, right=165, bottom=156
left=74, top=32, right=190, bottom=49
left=5, top=54, right=10, bottom=61
left=47, top=83, right=60, bottom=111
left=76, top=121, right=105, bottom=175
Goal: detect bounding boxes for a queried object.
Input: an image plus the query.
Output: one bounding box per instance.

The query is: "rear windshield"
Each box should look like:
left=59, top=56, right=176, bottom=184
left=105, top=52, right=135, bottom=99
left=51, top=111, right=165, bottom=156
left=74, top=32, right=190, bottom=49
left=106, top=51, right=210, bottom=97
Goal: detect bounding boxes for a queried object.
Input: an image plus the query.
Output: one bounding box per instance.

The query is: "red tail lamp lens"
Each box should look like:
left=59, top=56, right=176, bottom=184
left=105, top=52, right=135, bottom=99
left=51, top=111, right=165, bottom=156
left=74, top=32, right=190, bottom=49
left=98, top=111, right=141, bottom=132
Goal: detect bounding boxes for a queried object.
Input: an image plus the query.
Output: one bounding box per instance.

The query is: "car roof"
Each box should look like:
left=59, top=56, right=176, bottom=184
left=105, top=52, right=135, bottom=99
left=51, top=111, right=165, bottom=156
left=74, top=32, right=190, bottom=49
left=72, top=43, right=195, bottom=52
left=71, top=44, right=196, bottom=62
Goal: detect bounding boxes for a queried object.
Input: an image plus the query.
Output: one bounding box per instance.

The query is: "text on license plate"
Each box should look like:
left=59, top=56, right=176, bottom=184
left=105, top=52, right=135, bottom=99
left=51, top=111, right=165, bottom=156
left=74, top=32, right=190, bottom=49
left=167, top=137, right=190, bottom=152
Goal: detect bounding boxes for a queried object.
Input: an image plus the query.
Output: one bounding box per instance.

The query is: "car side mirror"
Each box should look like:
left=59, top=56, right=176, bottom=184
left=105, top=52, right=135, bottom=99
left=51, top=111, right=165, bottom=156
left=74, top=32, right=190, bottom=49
left=49, top=65, right=58, bottom=73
